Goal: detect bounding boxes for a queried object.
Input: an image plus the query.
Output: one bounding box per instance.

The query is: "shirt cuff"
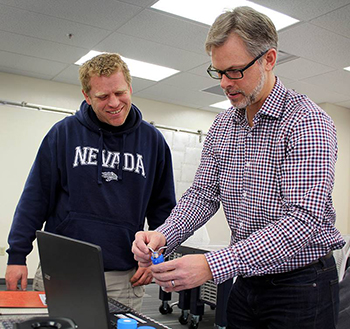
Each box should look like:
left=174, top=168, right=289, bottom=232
left=204, top=247, right=239, bottom=284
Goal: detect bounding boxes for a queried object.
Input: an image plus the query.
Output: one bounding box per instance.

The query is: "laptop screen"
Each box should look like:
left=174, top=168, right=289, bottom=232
left=36, top=231, right=111, bottom=329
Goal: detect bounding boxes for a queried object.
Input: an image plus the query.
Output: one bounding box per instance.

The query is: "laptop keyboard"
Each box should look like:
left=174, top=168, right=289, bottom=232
left=107, top=298, right=171, bottom=329
left=0, top=300, right=127, bottom=329
left=108, top=298, right=132, bottom=313
left=0, top=315, right=49, bottom=329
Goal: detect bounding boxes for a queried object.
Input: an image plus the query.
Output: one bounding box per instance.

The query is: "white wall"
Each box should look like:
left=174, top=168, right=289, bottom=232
left=0, top=105, right=67, bottom=279
left=1, top=72, right=349, bottom=279
left=319, top=103, right=350, bottom=234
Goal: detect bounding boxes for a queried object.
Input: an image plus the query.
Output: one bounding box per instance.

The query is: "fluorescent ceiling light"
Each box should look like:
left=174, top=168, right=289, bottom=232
left=210, top=100, right=231, bottom=110
left=74, top=50, right=103, bottom=66
left=123, top=57, right=179, bottom=81
left=344, top=66, right=350, bottom=72
left=152, top=0, right=299, bottom=30
left=75, top=50, right=179, bottom=82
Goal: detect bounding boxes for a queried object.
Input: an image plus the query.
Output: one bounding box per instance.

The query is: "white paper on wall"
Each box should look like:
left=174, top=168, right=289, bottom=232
left=159, top=129, right=211, bottom=244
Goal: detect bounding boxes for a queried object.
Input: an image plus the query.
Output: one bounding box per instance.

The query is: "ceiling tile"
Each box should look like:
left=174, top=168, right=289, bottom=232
left=301, top=70, right=350, bottom=96
left=0, top=65, right=55, bottom=81
left=135, top=83, right=226, bottom=108
left=283, top=80, right=350, bottom=104
left=310, top=4, right=350, bottom=38
left=117, top=9, right=210, bottom=55
left=95, top=32, right=209, bottom=71
left=187, top=61, right=212, bottom=77
left=279, top=22, right=350, bottom=68
left=0, top=30, right=87, bottom=63
left=0, top=50, right=68, bottom=76
left=52, top=65, right=81, bottom=85
left=277, top=76, right=297, bottom=86
left=0, top=4, right=110, bottom=48
left=274, top=58, right=336, bottom=80
left=162, top=72, right=218, bottom=92
left=251, top=0, right=350, bottom=21
left=128, top=77, right=158, bottom=94
left=0, top=0, right=142, bottom=30
left=119, top=0, right=156, bottom=7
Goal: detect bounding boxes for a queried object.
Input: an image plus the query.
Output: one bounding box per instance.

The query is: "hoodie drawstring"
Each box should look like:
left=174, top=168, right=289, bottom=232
left=97, top=129, right=103, bottom=185
left=118, top=134, right=126, bottom=181
left=97, top=130, right=126, bottom=184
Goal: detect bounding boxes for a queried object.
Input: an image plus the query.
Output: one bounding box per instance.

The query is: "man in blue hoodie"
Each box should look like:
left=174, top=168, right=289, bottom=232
left=5, top=53, right=176, bottom=311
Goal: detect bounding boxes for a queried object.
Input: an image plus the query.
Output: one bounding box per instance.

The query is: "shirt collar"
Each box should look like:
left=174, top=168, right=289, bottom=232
left=230, top=76, right=287, bottom=122
left=259, top=76, right=287, bottom=119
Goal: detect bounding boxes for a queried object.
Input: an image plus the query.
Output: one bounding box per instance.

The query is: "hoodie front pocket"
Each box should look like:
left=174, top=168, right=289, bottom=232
left=56, top=211, right=137, bottom=270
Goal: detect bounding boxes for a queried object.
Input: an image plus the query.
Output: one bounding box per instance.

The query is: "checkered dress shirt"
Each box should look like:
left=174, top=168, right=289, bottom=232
left=157, top=77, right=345, bottom=284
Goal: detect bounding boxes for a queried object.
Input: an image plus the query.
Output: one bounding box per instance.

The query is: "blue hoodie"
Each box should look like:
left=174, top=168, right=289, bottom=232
left=7, top=101, right=176, bottom=271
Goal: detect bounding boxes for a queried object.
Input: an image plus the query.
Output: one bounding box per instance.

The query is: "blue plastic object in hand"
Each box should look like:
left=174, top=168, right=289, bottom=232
left=148, top=246, right=167, bottom=265
left=151, top=253, right=164, bottom=264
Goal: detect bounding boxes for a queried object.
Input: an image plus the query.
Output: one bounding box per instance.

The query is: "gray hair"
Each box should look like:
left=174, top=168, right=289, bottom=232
left=205, top=6, right=278, bottom=59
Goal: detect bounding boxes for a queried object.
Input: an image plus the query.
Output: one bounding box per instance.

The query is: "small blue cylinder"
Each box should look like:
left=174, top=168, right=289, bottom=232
left=117, top=318, right=137, bottom=329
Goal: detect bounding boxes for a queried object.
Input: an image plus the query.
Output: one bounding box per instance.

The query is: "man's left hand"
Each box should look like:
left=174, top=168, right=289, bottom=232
left=130, top=267, right=153, bottom=287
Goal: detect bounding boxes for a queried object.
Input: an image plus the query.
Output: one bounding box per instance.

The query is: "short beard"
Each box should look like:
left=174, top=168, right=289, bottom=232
left=226, top=65, right=266, bottom=109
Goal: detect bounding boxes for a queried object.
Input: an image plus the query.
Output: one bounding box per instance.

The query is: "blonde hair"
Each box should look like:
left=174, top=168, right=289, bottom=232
left=79, top=53, right=132, bottom=94
left=205, top=6, right=278, bottom=58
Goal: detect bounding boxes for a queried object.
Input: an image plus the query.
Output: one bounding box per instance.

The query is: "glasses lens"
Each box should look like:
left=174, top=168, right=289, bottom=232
left=208, top=69, right=221, bottom=79
left=225, top=70, right=243, bottom=79
left=207, top=67, right=243, bottom=80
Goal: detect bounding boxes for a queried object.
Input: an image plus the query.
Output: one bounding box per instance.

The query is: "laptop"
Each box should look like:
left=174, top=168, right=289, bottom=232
left=36, top=230, right=168, bottom=329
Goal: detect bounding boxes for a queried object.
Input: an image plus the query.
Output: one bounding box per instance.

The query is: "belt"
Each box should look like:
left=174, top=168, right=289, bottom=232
left=304, top=251, right=333, bottom=268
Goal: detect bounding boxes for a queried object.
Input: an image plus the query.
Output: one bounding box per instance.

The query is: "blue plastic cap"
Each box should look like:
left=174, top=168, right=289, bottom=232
left=117, top=318, right=137, bottom=329
left=151, top=253, right=164, bottom=264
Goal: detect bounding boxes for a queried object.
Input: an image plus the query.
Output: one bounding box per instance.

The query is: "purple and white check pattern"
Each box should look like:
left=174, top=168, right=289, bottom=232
left=157, top=77, right=345, bottom=285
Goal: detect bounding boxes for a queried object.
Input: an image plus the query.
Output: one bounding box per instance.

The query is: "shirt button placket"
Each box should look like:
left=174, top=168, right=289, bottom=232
left=243, top=128, right=252, bottom=202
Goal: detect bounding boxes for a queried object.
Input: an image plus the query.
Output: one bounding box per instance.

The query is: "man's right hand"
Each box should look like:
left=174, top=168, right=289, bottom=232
left=5, top=265, right=28, bottom=291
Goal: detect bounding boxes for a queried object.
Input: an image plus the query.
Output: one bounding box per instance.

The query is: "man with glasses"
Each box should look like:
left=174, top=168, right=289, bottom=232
left=132, top=6, right=344, bottom=328
left=6, top=53, right=176, bottom=312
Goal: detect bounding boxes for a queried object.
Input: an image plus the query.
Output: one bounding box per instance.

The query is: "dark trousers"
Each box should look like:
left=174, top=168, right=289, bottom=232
left=227, top=255, right=339, bottom=329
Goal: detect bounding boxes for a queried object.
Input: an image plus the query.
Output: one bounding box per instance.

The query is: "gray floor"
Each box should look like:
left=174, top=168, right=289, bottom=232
left=141, top=283, right=217, bottom=329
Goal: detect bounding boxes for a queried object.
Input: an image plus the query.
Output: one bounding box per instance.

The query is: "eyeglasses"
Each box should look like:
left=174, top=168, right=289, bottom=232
left=207, top=50, right=268, bottom=80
